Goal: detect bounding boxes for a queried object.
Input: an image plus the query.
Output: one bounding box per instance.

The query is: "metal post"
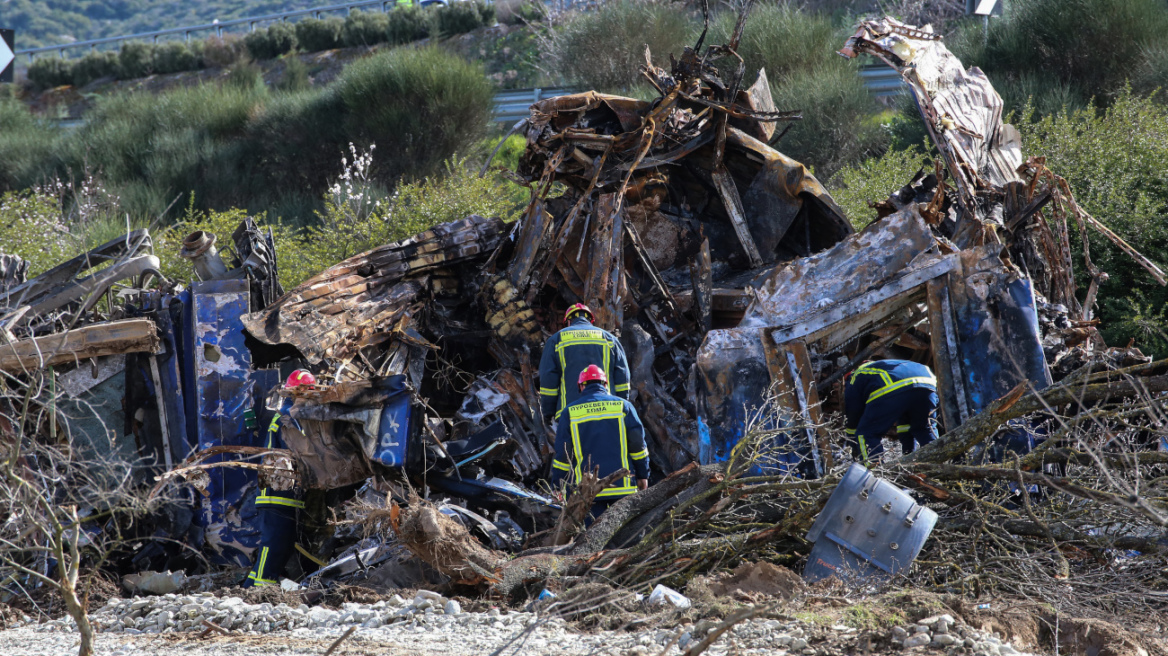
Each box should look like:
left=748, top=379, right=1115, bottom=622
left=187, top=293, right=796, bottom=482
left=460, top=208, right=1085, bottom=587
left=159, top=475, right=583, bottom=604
left=250, top=21, right=256, bottom=32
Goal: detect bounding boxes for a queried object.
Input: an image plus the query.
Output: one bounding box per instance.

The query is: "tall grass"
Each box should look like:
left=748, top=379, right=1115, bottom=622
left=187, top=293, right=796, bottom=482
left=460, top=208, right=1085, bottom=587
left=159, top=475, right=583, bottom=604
left=545, top=0, right=698, bottom=92
left=708, top=3, right=841, bottom=83
left=952, top=0, right=1168, bottom=110
left=3, top=47, right=492, bottom=225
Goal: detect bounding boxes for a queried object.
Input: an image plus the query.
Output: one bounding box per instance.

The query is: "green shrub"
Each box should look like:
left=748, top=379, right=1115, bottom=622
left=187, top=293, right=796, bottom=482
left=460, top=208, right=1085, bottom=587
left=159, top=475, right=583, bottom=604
left=709, top=3, right=840, bottom=83
left=546, top=0, right=696, bottom=92
left=226, top=57, right=266, bottom=91
left=202, top=35, right=246, bottom=68
left=295, top=17, right=344, bottom=52
left=827, top=146, right=930, bottom=229
left=342, top=10, right=391, bottom=47
left=336, top=47, right=493, bottom=181
left=498, top=0, right=547, bottom=25
left=769, top=63, right=886, bottom=180
left=0, top=98, right=62, bottom=190
left=278, top=55, right=311, bottom=92
left=153, top=41, right=200, bottom=75
left=27, top=56, right=74, bottom=90
left=1133, top=44, right=1168, bottom=98
left=118, top=42, right=157, bottom=79
left=475, top=1, right=496, bottom=27
left=71, top=51, right=121, bottom=87
left=387, top=6, right=432, bottom=44
left=433, top=2, right=485, bottom=36
left=1015, top=90, right=1168, bottom=353
left=953, top=0, right=1168, bottom=110
left=245, top=22, right=299, bottom=60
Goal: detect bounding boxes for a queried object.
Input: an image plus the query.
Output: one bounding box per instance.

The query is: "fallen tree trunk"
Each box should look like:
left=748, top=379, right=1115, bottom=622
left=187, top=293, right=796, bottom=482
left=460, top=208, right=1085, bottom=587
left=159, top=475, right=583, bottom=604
left=902, top=375, right=1168, bottom=464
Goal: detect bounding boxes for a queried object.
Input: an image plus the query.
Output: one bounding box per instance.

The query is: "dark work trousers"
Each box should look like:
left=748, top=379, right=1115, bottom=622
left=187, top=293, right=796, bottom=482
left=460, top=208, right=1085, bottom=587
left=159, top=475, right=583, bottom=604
left=243, top=506, right=297, bottom=587
left=848, top=386, right=939, bottom=462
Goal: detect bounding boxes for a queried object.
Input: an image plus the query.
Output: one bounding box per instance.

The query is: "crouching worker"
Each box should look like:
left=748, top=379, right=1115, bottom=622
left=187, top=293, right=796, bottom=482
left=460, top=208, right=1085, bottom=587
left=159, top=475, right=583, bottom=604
left=243, top=369, right=313, bottom=587
left=845, top=360, right=938, bottom=463
left=551, top=365, right=649, bottom=523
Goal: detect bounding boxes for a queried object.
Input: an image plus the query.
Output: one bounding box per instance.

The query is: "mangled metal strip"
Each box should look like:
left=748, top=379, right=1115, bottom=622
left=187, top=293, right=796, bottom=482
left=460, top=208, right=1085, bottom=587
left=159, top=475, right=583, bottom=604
left=0, top=229, right=152, bottom=311
left=243, top=216, right=504, bottom=364
left=766, top=256, right=954, bottom=347
left=839, top=18, right=1022, bottom=222
left=0, top=317, right=159, bottom=373
left=711, top=165, right=765, bottom=268
left=742, top=205, right=936, bottom=328
left=22, top=255, right=161, bottom=324
left=926, top=275, right=969, bottom=428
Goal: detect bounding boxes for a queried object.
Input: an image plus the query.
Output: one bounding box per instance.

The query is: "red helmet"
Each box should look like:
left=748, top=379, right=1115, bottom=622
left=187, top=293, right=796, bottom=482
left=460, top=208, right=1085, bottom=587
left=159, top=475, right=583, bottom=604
left=578, top=364, right=608, bottom=391
left=285, top=370, right=316, bottom=389
left=564, top=303, right=594, bottom=325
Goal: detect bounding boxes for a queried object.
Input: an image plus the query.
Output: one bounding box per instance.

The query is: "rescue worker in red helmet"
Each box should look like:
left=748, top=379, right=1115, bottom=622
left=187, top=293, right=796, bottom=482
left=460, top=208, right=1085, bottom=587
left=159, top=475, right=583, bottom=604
left=538, top=303, right=631, bottom=427
left=243, top=369, right=314, bottom=587
left=551, top=365, right=649, bottom=523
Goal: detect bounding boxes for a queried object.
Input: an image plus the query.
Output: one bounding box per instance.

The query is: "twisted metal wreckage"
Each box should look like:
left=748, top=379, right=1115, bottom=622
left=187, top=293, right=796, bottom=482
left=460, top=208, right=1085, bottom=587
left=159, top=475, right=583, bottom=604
left=1, top=13, right=1165, bottom=591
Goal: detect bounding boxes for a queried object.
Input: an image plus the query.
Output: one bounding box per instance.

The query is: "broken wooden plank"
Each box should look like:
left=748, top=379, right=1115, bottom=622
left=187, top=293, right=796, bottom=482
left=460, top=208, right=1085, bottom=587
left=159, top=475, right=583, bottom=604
left=710, top=165, right=765, bottom=268
left=0, top=318, right=159, bottom=373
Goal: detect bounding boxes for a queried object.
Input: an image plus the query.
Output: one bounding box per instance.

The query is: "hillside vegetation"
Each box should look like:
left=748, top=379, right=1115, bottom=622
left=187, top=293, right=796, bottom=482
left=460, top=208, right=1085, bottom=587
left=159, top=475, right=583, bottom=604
left=4, top=0, right=323, bottom=50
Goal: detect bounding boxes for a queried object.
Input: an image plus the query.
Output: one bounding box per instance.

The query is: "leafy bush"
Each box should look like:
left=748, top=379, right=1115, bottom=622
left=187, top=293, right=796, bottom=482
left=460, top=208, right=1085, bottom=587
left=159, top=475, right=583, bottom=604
left=476, top=1, right=496, bottom=27
left=498, top=0, right=546, bottom=25
left=433, top=2, right=485, bottom=36
left=71, top=51, right=121, bottom=87
left=342, top=10, right=391, bottom=47
left=0, top=190, right=80, bottom=276
left=827, top=146, right=930, bottom=229
left=1015, top=90, right=1168, bottom=352
left=118, top=42, right=158, bottom=78
left=295, top=17, right=344, bottom=52
left=245, top=22, right=299, bottom=60
left=27, top=57, right=74, bottom=90
left=387, top=6, right=432, bottom=44
left=202, top=35, right=246, bottom=68
left=709, top=3, right=840, bottom=83
left=225, top=57, right=266, bottom=91
left=546, top=0, right=697, bottom=92
left=769, top=63, right=886, bottom=180
left=153, top=41, right=200, bottom=74
left=952, top=0, right=1168, bottom=111
left=0, top=98, right=63, bottom=191
left=277, top=55, right=311, bottom=92
left=335, top=47, right=493, bottom=181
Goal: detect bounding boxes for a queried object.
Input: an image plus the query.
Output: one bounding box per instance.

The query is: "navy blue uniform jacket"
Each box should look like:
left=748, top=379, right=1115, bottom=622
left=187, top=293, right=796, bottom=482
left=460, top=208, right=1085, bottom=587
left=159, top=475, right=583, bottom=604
left=551, top=383, right=649, bottom=499
left=538, top=317, right=630, bottom=423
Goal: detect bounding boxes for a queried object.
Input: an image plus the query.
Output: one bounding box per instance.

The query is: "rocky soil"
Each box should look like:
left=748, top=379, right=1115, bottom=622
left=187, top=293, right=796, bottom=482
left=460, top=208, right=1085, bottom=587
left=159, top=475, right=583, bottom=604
left=0, top=590, right=1051, bottom=656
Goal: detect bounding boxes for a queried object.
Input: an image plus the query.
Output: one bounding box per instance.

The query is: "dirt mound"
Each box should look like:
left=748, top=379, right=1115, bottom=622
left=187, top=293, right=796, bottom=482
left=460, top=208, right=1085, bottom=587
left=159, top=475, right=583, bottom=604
left=702, top=562, right=807, bottom=602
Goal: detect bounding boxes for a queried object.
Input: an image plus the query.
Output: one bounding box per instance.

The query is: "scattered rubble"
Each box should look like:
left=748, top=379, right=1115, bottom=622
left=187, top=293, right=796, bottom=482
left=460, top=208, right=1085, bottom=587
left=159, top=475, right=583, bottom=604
left=1, top=7, right=1166, bottom=654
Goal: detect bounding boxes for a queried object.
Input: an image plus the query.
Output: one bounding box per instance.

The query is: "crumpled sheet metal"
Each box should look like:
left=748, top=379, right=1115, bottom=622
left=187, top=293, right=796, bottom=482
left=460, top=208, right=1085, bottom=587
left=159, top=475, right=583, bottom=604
left=242, top=215, right=505, bottom=366
left=740, top=204, right=937, bottom=328
left=840, top=18, right=1022, bottom=210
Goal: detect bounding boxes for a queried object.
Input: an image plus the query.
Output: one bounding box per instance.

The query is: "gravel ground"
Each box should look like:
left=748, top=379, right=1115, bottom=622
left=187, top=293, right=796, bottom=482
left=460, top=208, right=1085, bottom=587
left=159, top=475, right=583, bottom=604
left=0, top=591, right=1044, bottom=656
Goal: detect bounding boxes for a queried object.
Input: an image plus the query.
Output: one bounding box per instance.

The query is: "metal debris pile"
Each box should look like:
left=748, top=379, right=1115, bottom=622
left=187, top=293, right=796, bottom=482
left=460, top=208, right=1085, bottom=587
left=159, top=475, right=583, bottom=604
left=1, top=11, right=1166, bottom=613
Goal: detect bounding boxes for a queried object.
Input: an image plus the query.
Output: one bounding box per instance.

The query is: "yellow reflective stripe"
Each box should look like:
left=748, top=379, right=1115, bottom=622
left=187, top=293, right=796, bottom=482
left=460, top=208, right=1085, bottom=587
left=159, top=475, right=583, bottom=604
left=570, top=417, right=584, bottom=484
left=247, top=574, right=279, bottom=586
left=850, top=364, right=892, bottom=386
left=256, top=495, right=305, bottom=509
left=618, top=407, right=629, bottom=490
left=551, top=459, right=571, bottom=471
left=256, top=547, right=269, bottom=579
left=867, top=376, right=937, bottom=403
left=845, top=429, right=856, bottom=435
left=629, top=449, right=648, bottom=460
left=558, top=342, right=569, bottom=419
left=896, top=425, right=911, bottom=433
left=858, top=436, right=870, bottom=463
left=596, top=485, right=638, bottom=497
left=268, top=414, right=282, bottom=434
left=539, top=387, right=557, bottom=396
left=295, top=543, right=327, bottom=567
left=614, top=383, right=630, bottom=392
